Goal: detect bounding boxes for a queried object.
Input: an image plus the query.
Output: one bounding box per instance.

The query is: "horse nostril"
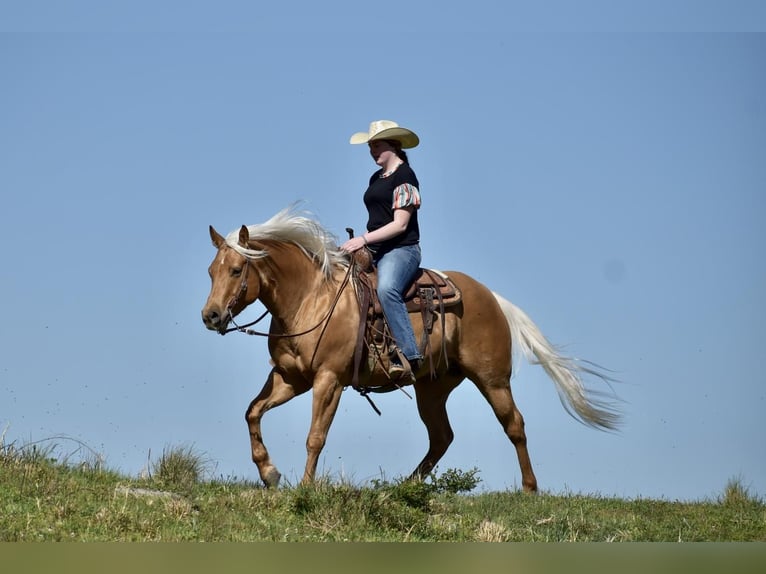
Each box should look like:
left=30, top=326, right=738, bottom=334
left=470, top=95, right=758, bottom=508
left=202, top=309, right=220, bottom=326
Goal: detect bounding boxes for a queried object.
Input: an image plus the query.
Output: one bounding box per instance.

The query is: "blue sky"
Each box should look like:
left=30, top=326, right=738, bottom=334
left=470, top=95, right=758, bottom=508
left=1, top=3, right=764, bottom=501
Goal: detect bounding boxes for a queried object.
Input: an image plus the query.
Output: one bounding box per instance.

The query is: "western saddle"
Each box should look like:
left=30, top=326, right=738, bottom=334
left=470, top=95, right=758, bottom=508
left=348, top=246, right=462, bottom=393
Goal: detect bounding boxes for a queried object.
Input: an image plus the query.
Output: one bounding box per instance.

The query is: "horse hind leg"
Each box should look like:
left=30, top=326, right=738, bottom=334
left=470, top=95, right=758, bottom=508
left=478, top=381, right=538, bottom=492
left=409, top=376, right=462, bottom=480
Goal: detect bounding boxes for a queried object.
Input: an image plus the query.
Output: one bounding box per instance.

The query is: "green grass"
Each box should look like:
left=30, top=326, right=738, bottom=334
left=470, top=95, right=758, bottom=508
left=1, top=438, right=764, bottom=542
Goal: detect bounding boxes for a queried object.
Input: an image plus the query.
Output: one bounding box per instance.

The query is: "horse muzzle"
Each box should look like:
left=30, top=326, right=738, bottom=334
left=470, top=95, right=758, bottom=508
left=201, top=306, right=229, bottom=334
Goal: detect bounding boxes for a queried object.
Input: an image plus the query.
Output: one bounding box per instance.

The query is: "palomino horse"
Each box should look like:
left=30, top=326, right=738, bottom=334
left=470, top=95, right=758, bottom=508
left=201, top=206, right=619, bottom=491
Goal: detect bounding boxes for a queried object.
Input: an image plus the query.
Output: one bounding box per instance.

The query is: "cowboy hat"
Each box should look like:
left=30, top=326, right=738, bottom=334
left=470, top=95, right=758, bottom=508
left=349, top=120, right=419, bottom=149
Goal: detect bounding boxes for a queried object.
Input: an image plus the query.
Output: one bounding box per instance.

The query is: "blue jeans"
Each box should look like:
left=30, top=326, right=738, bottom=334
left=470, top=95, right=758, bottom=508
left=374, top=244, right=423, bottom=362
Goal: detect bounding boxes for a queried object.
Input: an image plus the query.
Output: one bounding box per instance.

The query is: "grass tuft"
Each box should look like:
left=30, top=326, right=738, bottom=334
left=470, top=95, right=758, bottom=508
left=720, top=475, right=760, bottom=507
left=149, top=444, right=211, bottom=494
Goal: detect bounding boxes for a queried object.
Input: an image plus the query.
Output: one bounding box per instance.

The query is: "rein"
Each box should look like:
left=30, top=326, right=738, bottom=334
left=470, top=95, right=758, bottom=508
left=222, top=254, right=354, bottom=340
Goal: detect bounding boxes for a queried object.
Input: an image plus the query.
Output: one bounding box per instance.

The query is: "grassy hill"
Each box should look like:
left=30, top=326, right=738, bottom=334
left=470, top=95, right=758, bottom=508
left=1, top=440, right=764, bottom=542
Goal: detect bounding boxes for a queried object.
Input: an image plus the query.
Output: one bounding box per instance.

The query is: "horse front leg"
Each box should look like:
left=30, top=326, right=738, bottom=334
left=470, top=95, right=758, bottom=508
left=245, top=368, right=310, bottom=488
left=301, top=370, right=344, bottom=484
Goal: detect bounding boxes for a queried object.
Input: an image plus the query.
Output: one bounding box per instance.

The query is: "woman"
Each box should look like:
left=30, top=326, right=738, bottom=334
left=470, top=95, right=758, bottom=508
left=341, top=120, right=423, bottom=382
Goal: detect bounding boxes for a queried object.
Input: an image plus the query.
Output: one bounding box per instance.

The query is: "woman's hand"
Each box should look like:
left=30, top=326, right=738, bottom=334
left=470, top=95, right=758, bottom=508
left=341, top=236, right=367, bottom=252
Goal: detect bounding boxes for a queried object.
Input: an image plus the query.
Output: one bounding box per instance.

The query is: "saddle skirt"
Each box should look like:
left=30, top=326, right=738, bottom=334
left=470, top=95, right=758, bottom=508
left=403, top=268, right=461, bottom=313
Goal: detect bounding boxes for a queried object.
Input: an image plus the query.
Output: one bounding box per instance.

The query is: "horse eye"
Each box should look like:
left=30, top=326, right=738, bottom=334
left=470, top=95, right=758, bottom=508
left=231, top=268, right=242, bottom=277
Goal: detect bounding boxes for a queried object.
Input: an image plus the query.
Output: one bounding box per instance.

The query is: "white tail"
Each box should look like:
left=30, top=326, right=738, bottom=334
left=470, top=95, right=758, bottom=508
left=493, top=292, right=621, bottom=431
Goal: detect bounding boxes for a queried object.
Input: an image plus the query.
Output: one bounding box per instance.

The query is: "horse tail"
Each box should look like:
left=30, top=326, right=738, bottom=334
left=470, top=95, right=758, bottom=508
left=492, top=292, right=621, bottom=431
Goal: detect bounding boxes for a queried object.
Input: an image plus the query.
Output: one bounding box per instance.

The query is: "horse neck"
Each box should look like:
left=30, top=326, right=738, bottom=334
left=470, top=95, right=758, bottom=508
left=252, top=241, right=336, bottom=322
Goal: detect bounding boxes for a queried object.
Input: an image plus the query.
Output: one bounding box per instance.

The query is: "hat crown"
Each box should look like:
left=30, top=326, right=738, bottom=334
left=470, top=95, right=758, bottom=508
left=367, top=120, right=400, bottom=138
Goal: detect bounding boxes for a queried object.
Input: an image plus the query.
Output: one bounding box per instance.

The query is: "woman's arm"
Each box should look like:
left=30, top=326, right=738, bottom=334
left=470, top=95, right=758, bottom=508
left=340, top=206, right=414, bottom=252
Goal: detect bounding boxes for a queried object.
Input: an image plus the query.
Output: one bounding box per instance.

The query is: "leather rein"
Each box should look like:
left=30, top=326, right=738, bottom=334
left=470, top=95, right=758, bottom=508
left=221, top=251, right=354, bottom=340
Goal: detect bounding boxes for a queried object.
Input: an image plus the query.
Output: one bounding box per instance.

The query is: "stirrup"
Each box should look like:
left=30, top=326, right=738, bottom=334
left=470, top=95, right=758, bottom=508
left=388, top=353, right=416, bottom=382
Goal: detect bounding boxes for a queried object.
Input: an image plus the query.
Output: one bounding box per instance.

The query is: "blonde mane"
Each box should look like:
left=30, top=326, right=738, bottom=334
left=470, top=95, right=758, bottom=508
left=224, top=204, right=349, bottom=278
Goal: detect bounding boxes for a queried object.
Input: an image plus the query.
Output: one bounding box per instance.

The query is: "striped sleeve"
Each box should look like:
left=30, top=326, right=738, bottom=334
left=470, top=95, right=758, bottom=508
left=392, top=183, right=421, bottom=209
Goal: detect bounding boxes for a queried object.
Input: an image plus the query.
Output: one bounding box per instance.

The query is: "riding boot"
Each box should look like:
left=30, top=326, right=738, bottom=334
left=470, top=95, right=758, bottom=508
left=388, top=351, right=419, bottom=383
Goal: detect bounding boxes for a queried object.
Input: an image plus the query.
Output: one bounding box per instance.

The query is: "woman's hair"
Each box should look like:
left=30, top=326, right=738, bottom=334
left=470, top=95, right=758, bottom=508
left=385, top=139, right=410, bottom=164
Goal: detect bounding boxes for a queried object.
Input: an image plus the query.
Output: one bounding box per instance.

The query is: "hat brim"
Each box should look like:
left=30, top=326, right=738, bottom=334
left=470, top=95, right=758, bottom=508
left=349, top=127, right=419, bottom=149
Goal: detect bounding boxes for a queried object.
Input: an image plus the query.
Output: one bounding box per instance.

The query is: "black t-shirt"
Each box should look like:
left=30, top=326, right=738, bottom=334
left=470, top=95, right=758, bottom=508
left=363, top=163, right=420, bottom=254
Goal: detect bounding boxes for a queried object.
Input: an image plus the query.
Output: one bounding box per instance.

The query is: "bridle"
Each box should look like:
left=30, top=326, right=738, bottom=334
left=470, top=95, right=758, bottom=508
left=219, top=255, right=266, bottom=335
left=220, top=248, right=355, bottom=341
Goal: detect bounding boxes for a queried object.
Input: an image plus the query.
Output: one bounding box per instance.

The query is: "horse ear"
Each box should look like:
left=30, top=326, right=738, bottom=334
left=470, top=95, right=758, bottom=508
left=238, top=225, right=250, bottom=248
left=209, top=226, right=225, bottom=248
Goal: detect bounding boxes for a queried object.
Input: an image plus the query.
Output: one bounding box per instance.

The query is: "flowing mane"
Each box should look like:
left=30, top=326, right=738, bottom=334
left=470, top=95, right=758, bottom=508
left=224, top=205, right=349, bottom=278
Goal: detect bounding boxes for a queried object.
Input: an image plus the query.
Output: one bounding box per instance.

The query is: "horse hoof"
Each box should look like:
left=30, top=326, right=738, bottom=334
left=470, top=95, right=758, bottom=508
left=262, top=467, right=282, bottom=488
